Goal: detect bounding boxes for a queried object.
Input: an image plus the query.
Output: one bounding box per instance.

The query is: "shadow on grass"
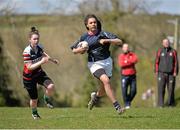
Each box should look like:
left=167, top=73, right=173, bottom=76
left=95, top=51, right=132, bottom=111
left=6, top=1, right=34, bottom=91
left=108, top=115, right=156, bottom=119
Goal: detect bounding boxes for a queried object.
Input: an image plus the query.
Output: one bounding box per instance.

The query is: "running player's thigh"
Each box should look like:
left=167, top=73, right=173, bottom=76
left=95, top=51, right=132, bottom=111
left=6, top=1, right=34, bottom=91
left=104, top=58, right=112, bottom=77
left=24, top=81, right=38, bottom=99
left=37, top=72, right=54, bottom=88
left=88, top=62, right=103, bottom=75
left=98, top=73, right=111, bottom=84
left=93, top=68, right=106, bottom=79
left=104, top=65, right=112, bottom=78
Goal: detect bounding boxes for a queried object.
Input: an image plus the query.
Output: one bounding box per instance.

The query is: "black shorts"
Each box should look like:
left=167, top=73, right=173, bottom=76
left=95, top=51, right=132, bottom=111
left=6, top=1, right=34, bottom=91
left=93, top=68, right=106, bottom=79
left=23, top=71, right=53, bottom=99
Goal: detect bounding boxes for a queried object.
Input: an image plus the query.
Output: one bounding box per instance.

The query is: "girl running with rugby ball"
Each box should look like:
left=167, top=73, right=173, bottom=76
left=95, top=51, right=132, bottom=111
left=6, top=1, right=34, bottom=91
left=71, top=14, right=125, bottom=114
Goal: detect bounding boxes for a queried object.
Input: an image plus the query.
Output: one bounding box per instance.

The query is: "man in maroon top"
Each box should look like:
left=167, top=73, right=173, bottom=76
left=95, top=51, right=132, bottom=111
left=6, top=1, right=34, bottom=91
left=118, top=43, right=138, bottom=109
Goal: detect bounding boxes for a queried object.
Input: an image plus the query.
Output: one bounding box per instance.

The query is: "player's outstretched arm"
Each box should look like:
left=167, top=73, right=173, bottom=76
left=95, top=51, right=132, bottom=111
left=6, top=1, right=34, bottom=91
left=26, top=56, right=49, bottom=70
left=43, top=52, right=59, bottom=65
left=99, top=38, right=123, bottom=46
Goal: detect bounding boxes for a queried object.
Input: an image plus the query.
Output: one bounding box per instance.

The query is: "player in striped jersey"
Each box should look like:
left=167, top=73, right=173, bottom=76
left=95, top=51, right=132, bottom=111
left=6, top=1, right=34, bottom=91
left=23, top=27, right=59, bottom=119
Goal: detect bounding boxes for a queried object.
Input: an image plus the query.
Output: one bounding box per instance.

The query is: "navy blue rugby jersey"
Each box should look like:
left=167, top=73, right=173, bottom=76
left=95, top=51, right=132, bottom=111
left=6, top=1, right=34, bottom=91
left=71, top=31, right=118, bottom=62
left=23, top=44, right=44, bottom=80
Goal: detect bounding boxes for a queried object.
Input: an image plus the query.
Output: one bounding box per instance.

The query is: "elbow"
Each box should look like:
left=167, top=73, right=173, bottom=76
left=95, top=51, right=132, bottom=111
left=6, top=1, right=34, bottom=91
left=134, top=60, right=138, bottom=64
left=118, top=38, right=123, bottom=42
left=72, top=50, right=78, bottom=54
left=72, top=49, right=76, bottom=53
left=119, top=39, right=123, bottom=44
left=72, top=48, right=81, bottom=54
left=118, top=61, right=122, bottom=67
left=24, top=62, right=33, bottom=71
left=27, top=66, right=33, bottom=71
left=117, top=39, right=123, bottom=46
left=26, top=64, right=34, bottom=71
left=119, top=64, right=124, bottom=67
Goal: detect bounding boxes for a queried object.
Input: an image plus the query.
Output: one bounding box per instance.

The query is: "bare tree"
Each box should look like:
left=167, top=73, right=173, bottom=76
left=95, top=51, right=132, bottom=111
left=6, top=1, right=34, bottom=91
left=110, top=0, right=120, bottom=12
left=0, top=0, right=17, bottom=15
left=109, top=0, right=161, bottom=14
left=39, top=0, right=81, bottom=15
left=115, top=0, right=160, bottom=14
left=0, top=0, right=26, bottom=50
left=38, top=0, right=158, bottom=15
left=124, top=0, right=148, bottom=14
left=78, top=0, right=111, bottom=15
left=39, top=0, right=53, bottom=14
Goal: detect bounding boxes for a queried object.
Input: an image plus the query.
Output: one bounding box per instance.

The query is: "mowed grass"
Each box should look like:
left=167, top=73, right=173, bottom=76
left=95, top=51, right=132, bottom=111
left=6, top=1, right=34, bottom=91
left=0, top=107, right=180, bottom=129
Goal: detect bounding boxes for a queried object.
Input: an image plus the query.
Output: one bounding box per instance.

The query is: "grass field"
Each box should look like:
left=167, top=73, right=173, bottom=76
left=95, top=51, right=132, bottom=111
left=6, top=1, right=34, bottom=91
left=0, top=107, right=180, bottom=129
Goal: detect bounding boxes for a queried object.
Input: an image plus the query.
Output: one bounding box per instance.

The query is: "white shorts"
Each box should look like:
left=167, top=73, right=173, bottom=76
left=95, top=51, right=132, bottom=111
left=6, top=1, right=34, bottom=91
left=87, top=57, right=113, bottom=77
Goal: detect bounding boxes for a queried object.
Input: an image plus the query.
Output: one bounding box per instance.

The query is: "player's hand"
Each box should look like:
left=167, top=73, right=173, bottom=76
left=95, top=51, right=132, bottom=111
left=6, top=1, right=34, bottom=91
left=82, top=46, right=88, bottom=51
left=51, top=58, right=59, bottom=65
left=78, top=47, right=87, bottom=54
left=173, top=73, right=177, bottom=77
left=155, top=72, right=158, bottom=77
left=99, top=39, right=110, bottom=45
left=80, top=49, right=87, bottom=54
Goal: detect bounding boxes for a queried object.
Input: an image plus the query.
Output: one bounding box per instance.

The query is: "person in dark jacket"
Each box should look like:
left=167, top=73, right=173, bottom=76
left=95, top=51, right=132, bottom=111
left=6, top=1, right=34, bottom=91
left=118, top=43, right=138, bottom=109
left=155, top=38, right=179, bottom=107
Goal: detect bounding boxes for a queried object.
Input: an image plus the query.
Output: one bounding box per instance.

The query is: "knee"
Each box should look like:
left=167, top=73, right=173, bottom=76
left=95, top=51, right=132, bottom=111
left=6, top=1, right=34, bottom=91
left=101, top=77, right=110, bottom=85
left=31, top=99, right=38, bottom=104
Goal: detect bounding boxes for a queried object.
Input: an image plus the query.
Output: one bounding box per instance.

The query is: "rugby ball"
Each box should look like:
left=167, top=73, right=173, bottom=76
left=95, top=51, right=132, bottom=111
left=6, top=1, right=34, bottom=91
left=77, top=41, right=89, bottom=49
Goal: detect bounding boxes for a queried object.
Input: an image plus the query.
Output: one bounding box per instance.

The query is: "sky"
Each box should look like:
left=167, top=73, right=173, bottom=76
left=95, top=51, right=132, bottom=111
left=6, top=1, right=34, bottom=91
left=150, top=0, right=180, bottom=15
left=1, top=0, right=180, bottom=15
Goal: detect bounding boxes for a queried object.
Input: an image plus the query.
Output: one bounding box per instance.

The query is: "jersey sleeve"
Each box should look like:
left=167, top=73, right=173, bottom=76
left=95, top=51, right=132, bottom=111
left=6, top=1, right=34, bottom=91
left=38, top=43, right=44, bottom=50
left=102, top=31, right=118, bottom=39
left=70, top=33, right=87, bottom=49
left=173, top=50, right=179, bottom=75
left=23, top=48, right=31, bottom=63
left=154, top=49, right=161, bottom=73
left=129, top=52, right=138, bottom=64
left=70, top=40, right=80, bottom=49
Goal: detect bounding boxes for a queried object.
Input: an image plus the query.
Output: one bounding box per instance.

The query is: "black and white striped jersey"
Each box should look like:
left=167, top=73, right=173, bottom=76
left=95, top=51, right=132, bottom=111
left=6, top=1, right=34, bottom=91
left=22, top=44, right=44, bottom=81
